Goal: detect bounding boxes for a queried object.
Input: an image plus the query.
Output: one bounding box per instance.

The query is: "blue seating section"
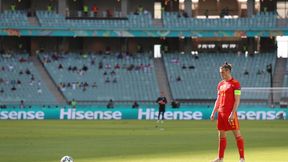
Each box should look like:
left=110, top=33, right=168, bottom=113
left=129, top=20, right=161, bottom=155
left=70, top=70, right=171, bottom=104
left=0, top=10, right=30, bottom=28
left=0, top=54, right=56, bottom=103
left=39, top=53, right=159, bottom=101
left=36, top=11, right=152, bottom=29
left=0, top=10, right=282, bottom=30
left=163, top=53, right=276, bottom=100
left=163, top=12, right=277, bottom=30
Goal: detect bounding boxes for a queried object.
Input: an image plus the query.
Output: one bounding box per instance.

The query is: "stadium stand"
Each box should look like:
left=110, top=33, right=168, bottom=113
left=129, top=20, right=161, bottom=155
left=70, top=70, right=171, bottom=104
left=36, top=11, right=152, bottom=29
left=163, top=12, right=277, bottom=30
left=0, top=10, right=30, bottom=28
left=38, top=52, right=159, bottom=101
left=163, top=52, right=276, bottom=100
left=0, top=54, right=56, bottom=103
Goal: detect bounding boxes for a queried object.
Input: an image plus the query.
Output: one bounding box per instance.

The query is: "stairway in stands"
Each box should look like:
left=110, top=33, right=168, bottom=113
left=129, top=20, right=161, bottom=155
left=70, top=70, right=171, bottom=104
left=272, top=58, right=287, bottom=104
left=153, top=58, right=173, bottom=102
left=32, top=56, right=67, bottom=104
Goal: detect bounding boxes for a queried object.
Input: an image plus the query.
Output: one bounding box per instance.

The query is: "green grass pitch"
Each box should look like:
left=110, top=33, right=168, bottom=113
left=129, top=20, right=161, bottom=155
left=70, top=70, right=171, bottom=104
left=0, top=120, right=287, bottom=162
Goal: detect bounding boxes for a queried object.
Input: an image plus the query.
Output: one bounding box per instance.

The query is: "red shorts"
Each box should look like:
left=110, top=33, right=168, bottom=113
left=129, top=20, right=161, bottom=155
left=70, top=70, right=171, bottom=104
left=217, top=112, right=240, bottom=131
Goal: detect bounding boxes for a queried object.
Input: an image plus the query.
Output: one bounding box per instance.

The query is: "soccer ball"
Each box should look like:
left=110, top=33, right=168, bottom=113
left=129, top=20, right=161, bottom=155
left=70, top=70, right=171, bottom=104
left=60, top=156, right=73, bottom=162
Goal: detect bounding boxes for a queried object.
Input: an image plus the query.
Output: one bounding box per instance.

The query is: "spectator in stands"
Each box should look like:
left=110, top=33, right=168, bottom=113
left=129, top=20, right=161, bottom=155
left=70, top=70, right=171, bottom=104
left=105, top=77, right=110, bottom=83
left=92, top=4, right=98, bottom=16
left=37, top=87, right=42, bottom=94
left=72, top=66, right=78, bottom=72
left=20, top=100, right=25, bottom=109
left=176, top=76, right=182, bottom=82
left=220, top=7, right=229, bottom=18
left=82, top=65, right=88, bottom=72
left=92, top=82, right=97, bottom=88
left=11, top=86, right=16, bottom=91
left=8, top=64, right=14, bottom=71
left=195, top=53, right=199, bottom=59
left=137, top=5, right=144, bottom=14
left=17, top=79, right=21, bottom=85
left=178, top=10, right=188, bottom=18
left=105, top=64, right=111, bottom=69
left=106, top=9, right=113, bottom=17
left=83, top=5, right=89, bottom=16
left=83, top=82, right=89, bottom=87
left=205, top=9, right=209, bottom=18
left=143, top=9, right=149, bottom=15
left=59, top=82, right=66, bottom=92
left=99, top=61, right=103, bottom=69
left=132, top=101, right=139, bottom=109
left=11, top=3, right=16, bottom=11
left=189, top=65, right=195, bottom=69
left=72, top=82, right=77, bottom=90
left=127, top=64, right=135, bottom=71
left=171, top=58, right=179, bottom=64
left=107, top=99, right=114, bottom=109
left=114, top=64, right=120, bottom=69
left=136, top=45, right=143, bottom=53
left=71, top=99, right=77, bottom=109
left=19, top=70, right=23, bottom=75
left=244, top=69, right=249, bottom=75
left=58, top=64, right=63, bottom=70
left=47, top=3, right=52, bottom=12
left=91, top=59, right=95, bottom=65
left=66, top=7, right=70, bottom=17
left=31, top=75, right=35, bottom=81
left=171, top=100, right=180, bottom=108
left=182, top=10, right=188, bottom=18
left=112, top=78, right=117, bottom=83
left=257, top=69, right=264, bottom=75
left=111, top=70, right=116, bottom=75
left=79, top=70, right=84, bottom=76
left=25, top=68, right=31, bottom=75
left=263, top=7, right=267, bottom=13
left=0, top=88, right=4, bottom=94
left=182, top=64, right=187, bottom=69
left=68, top=66, right=72, bottom=71
left=19, top=57, right=27, bottom=63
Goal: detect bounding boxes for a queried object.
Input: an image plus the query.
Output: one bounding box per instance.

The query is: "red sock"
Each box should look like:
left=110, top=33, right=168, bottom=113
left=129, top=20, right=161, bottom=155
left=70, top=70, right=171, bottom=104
left=218, top=137, right=227, bottom=159
left=236, top=136, right=245, bottom=159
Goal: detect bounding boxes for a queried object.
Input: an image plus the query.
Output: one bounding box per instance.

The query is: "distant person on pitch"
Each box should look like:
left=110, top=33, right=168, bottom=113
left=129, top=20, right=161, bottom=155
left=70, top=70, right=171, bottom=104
left=156, top=92, right=167, bottom=123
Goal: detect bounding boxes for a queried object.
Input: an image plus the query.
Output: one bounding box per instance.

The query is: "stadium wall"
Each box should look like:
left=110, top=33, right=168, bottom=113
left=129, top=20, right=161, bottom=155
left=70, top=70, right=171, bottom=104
left=0, top=106, right=286, bottom=120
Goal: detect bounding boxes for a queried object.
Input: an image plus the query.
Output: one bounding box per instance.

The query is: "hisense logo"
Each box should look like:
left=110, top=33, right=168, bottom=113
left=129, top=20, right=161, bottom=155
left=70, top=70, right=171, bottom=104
left=137, top=108, right=203, bottom=120
left=237, top=111, right=286, bottom=120
left=0, top=111, right=44, bottom=120
left=60, top=109, right=122, bottom=120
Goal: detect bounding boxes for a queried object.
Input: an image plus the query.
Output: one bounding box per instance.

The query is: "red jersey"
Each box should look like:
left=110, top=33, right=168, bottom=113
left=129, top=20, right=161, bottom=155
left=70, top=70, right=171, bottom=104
left=217, top=78, right=241, bottom=114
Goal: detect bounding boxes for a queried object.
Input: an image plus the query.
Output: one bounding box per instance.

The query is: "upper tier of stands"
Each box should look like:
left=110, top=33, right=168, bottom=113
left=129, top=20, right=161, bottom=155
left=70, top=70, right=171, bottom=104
left=36, top=11, right=152, bottom=29
left=0, top=10, right=285, bottom=30
left=163, top=52, right=276, bottom=100
left=0, top=54, right=56, bottom=103
left=163, top=12, right=277, bottom=30
left=0, top=10, right=30, bottom=28
left=39, top=53, right=159, bottom=101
